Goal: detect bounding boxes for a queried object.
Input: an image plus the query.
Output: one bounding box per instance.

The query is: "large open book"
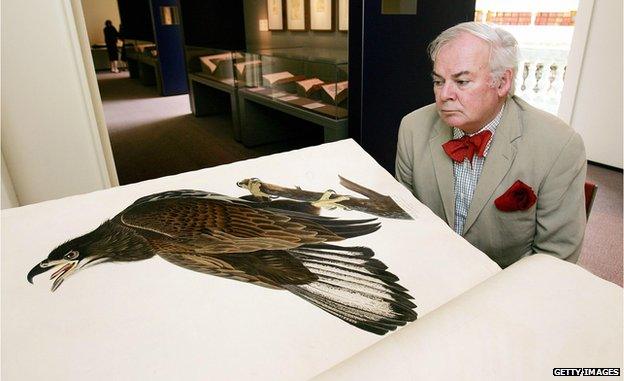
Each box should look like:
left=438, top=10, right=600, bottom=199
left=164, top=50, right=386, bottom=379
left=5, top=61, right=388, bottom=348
left=321, top=80, right=349, bottom=104
left=2, top=140, right=621, bottom=380
left=198, top=52, right=243, bottom=78
left=296, top=77, right=325, bottom=97
left=262, top=71, right=306, bottom=86
left=234, top=60, right=262, bottom=77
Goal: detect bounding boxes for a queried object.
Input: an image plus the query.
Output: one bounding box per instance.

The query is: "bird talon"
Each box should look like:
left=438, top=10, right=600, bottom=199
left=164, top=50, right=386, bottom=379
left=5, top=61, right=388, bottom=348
left=311, top=190, right=351, bottom=210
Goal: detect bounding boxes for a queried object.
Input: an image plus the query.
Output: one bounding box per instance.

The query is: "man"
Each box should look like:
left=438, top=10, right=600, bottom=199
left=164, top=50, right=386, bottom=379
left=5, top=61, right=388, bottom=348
left=104, top=20, right=119, bottom=73
left=395, top=22, right=586, bottom=267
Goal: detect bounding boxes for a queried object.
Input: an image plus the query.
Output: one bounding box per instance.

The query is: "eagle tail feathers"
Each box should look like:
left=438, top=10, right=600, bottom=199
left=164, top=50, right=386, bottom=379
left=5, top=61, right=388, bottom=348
left=285, top=244, right=417, bottom=335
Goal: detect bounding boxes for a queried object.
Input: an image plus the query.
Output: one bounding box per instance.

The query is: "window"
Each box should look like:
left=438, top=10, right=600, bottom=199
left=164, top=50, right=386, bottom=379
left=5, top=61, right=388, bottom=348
left=475, top=0, right=580, bottom=116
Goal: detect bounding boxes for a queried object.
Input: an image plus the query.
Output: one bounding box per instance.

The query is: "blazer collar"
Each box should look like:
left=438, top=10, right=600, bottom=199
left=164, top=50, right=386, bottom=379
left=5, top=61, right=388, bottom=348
left=429, top=116, right=455, bottom=227
left=463, top=97, right=523, bottom=234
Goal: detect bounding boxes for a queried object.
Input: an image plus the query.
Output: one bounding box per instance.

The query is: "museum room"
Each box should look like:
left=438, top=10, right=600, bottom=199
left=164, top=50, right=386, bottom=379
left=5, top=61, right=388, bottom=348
left=1, top=0, right=622, bottom=379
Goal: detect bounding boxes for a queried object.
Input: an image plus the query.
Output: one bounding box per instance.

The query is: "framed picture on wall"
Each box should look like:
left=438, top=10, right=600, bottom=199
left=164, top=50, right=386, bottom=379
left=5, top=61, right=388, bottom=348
left=310, top=0, right=333, bottom=31
left=286, top=0, right=306, bottom=31
left=267, top=0, right=284, bottom=30
left=160, top=6, right=180, bottom=25
left=338, top=0, right=348, bottom=31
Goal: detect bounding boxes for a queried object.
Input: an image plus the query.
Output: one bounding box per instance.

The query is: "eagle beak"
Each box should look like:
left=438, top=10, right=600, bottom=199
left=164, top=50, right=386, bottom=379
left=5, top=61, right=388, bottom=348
left=27, top=259, right=77, bottom=292
left=27, top=260, right=54, bottom=284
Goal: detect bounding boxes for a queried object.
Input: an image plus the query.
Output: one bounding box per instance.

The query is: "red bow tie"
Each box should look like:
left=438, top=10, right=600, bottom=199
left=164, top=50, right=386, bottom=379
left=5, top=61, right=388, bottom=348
left=442, top=130, right=493, bottom=163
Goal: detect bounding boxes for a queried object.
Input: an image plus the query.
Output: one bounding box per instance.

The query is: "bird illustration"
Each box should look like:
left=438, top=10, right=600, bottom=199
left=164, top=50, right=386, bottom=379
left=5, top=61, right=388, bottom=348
left=27, top=190, right=417, bottom=335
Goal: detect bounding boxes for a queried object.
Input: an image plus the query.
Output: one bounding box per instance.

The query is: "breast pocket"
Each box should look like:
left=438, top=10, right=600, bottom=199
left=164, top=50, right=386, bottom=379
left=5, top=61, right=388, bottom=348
left=492, top=205, right=536, bottom=241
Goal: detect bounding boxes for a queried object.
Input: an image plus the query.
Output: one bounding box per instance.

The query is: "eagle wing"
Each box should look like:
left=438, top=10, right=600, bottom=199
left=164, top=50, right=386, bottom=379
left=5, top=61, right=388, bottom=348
left=118, top=196, right=335, bottom=253
left=116, top=191, right=380, bottom=288
left=154, top=250, right=318, bottom=288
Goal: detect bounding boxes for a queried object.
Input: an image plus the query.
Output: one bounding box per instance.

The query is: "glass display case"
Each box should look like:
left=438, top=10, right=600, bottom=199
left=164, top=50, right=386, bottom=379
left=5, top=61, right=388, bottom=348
left=235, top=47, right=349, bottom=120
left=185, top=46, right=241, bottom=87
left=123, top=39, right=160, bottom=92
left=186, top=46, right=349, bottom=146
left=124, top=39, right=158, bottom=60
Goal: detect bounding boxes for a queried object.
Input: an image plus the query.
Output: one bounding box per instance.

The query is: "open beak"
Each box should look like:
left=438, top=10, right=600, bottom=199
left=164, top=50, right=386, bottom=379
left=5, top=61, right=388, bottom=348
left=27, top=259, right=77, bottom=292
left=28, top=260, right=56, bottom=284
left=28, top=256, right=109, bottom=291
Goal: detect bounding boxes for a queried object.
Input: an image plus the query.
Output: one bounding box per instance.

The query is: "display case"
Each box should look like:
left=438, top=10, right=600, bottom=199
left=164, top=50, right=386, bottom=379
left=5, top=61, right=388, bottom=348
left=185, top=46, right=349, bottom=146
left=185, top=46, right=244, bottom=139
left=123, top=39, right=161, bottom=92
left=231, top=47, right=349, bottom=147
left=90, top=45, right=111, bottom=71
left=124, top=39, right=158, bottom=62
left=235, top=47, right=349, bottom=120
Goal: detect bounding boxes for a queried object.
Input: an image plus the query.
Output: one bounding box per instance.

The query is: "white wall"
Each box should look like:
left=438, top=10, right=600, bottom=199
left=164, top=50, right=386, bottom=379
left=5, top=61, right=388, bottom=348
left=559, top=0, right=623, bottom=168
left=81, top=0, right=121, bottom=45
left=1, top=0, right=118, bottom=207
left=1, top=152, right=19, bottom=209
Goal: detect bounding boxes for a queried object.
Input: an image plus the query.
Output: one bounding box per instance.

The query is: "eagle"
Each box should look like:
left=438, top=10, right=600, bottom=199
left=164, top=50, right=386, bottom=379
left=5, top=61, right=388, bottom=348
left=27, top=190, right=417, bottom=335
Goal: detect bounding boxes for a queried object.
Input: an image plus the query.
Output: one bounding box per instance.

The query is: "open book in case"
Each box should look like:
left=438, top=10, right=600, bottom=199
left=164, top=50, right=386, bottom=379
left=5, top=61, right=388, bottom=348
left=2, top=140, right=621, bottom=380
left=186, top=46, right=349, bottom=120
left=124, top=39, right=158, bottom=57
left=185, top=46, right=241, bottom=87
left=237, top=47, right=349, bottom=120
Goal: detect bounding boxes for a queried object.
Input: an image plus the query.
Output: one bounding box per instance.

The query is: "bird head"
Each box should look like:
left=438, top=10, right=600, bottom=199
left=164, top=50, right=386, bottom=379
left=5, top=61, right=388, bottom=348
left=27, top=237, right=106, bottom=291
left=27, top=221, right=154, bottom=291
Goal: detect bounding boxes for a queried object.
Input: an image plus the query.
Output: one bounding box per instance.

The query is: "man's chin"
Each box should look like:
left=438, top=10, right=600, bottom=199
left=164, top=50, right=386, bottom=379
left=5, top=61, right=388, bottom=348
left=440, top=114, right=465, bottom=128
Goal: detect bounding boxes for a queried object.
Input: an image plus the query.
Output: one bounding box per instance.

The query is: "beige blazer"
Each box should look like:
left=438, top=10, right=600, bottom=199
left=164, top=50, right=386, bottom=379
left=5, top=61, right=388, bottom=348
left=396, top=96, right=586, bottom=267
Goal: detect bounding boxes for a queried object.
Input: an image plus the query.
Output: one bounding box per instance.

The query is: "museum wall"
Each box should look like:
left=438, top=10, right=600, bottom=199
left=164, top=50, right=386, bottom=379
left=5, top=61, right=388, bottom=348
left=1, top=0, right=116, bottom=206
left=117, top=0, right=154, bottom=41
left=243, top=0, right=348, bottom=50
left=351, top=0, right=476, bottom=173
left=180, top=0, right=246, bottom=49
left=563, top=0, right=622, bottom=169
left=80, top=0, right=121, bottom=45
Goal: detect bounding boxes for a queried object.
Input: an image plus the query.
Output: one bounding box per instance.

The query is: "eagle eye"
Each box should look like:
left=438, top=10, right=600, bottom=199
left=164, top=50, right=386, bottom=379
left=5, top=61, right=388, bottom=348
left=64, top=250, right=79, bottom=260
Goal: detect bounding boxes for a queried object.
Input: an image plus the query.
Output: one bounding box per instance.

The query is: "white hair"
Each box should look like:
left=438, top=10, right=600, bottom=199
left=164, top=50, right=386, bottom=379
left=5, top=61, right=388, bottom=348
left=428, top=22, right=519, bottom=95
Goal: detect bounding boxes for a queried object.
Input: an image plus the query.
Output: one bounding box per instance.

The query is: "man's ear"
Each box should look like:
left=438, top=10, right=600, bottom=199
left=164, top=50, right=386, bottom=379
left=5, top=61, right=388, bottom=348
left=496, top=68, right=513, bottom=97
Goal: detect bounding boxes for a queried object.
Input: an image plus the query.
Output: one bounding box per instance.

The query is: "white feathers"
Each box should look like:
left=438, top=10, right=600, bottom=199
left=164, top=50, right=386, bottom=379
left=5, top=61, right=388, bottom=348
left=285, top=244, right=417, bottom=334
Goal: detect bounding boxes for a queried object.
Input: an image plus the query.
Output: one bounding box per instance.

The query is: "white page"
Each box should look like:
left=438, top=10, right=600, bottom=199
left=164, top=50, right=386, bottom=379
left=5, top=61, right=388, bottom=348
left=198, top=56, right=217, bottom=73
left=262, top=71, right=293, bottom=84
left=315, top=254, right=623, bottom=381
left=297, top=78, right=325, bottom=92
left=1, top=139, right=500, bottom=380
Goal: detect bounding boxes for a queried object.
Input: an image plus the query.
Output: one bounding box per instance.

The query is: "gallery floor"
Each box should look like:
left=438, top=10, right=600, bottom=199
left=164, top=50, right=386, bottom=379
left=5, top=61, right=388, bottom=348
left=97, top=71, right=623, bottom=287
left=97, top=71, right=316, bottom=186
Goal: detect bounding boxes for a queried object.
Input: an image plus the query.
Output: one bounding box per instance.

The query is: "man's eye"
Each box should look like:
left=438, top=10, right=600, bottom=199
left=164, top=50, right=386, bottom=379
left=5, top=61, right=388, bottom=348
left=456, top=80, right=469, bottom=86
left=432, top=80, right=443, bottom=87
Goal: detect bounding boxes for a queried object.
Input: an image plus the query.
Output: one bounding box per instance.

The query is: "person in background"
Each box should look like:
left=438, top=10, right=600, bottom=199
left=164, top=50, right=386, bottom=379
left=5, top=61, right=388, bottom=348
left=104, top=20, right=119, bottom=73
left=395, top=22, right=586, bottom=267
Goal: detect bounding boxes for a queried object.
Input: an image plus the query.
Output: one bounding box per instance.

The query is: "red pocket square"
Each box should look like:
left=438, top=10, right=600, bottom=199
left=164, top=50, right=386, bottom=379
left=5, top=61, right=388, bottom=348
left=494, top=180, right=537, bottom=212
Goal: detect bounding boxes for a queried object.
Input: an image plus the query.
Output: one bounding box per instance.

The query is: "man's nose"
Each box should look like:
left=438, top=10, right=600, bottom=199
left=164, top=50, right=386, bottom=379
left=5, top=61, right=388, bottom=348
left=439, top=82, right=457, bottom=101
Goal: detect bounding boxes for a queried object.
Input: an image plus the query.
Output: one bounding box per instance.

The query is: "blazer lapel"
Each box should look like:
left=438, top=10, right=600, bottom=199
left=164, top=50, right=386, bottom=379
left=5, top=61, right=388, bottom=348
left=463, top=99, right=523, bottom=234
left=429, top=119, right=455, bottom=227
